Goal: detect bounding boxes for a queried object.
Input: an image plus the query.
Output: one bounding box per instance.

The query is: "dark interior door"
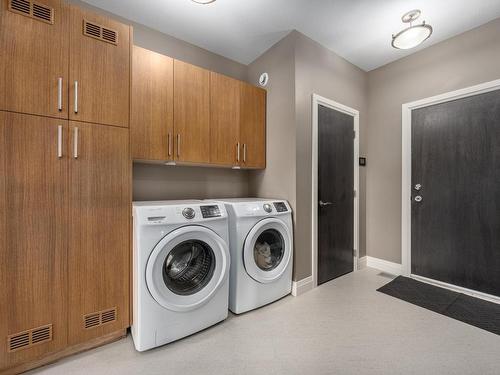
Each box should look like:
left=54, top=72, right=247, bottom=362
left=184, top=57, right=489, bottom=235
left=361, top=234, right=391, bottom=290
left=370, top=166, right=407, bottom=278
left=411, top=89, right=500, bottom=297
left=318, top=104, right=354, bottom=285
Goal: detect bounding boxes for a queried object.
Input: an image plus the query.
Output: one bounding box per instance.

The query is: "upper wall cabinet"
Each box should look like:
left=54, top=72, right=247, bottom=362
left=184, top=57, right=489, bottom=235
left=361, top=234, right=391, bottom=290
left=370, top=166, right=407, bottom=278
left=69, top=6, right=130, bottom=128
left=240, top=83, right=266, bottom=169
left=131, top=46, right=174, bottom=161
left=130, top=48, right=267, bottom=169
left=210, top=72, right=240, bottom=166
left=0, top=0, right=69, bottom=118
left=173, top=60, right=210, bottom=163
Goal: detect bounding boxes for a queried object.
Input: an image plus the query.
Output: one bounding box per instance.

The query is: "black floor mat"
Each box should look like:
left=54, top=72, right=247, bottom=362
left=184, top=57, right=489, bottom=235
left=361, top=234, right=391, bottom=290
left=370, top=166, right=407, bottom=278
left=378, top=276, right=500, bottom=335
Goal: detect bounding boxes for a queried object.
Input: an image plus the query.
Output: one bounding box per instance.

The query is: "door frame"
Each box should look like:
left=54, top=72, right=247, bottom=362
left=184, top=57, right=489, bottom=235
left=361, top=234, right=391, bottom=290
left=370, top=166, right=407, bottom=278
left=402, top=78, right=500, bottom=303
left=311, top=94, right=360, bottom=288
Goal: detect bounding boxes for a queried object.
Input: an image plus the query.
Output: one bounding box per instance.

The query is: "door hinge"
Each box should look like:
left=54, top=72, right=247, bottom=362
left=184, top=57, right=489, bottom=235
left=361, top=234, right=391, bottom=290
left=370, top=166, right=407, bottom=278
left=353, top=130, right=356, bottom=139
left=354, top=190, right=357, bottom=198
left=353, top=249, right=358, bottom=257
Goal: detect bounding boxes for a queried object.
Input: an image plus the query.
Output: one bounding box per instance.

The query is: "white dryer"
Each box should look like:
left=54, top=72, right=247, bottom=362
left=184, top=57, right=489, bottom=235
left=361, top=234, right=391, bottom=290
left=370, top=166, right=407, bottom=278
left=216, top=198, right=293, bottom=314
left=132, top=200, right=230, bottom=351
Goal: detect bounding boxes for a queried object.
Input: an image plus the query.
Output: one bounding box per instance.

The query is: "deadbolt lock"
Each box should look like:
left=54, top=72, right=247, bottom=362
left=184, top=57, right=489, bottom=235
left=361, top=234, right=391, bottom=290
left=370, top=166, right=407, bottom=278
left=414, top=184, right=422, bottom=191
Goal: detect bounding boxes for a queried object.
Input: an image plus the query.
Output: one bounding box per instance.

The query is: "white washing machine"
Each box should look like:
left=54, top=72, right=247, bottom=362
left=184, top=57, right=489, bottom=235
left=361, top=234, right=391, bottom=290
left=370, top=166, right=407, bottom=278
left=215, top=198, right=293, bottom=314
left=132, top=200, right=230, bottom=351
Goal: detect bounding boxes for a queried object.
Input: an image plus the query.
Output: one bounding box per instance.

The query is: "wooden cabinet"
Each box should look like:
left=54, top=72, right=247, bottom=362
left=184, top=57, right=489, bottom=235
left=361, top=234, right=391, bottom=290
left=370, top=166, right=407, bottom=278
left=68, top=122, right=130, bottom=345
left=0, top=114, right=130, bottom=372
left=69, top=6, right=130, bottom=128
left=0, top=112, right=68, bottom=368
left=173, top=60, right=210, bottom=163
left=0, top=0, right=69, bottom=118
left=131, top=50, right=267, bottom=169
left=210, top=72, right=240, bottom=166
left=131, top=46, right=173, bottom=161
left=240, top=82, right=266, bottom=169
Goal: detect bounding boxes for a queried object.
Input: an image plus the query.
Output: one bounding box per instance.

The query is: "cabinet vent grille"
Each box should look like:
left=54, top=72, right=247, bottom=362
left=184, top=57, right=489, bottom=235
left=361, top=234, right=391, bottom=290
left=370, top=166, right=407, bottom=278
left=84, top=307, right=117, bottom=329
left=9, top=0, right=54, bottom=24
left=7, top=324, right=53, bottom=352
left=83, top=20, right=118, bottom=45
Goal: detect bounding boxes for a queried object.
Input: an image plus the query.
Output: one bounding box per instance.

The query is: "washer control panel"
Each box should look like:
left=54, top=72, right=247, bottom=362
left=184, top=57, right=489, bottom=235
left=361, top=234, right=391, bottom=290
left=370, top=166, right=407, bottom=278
left=200, top=205, right=221, bottom=218
left=274, top=202, right=288, bottom=212
left=263, top=203, right=273, bottom=213
left=182, top=207, right=196, bottom=220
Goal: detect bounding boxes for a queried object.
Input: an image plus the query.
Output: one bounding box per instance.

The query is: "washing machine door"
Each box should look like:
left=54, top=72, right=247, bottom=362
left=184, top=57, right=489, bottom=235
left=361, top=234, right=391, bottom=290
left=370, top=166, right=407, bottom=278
left=243, top=218, right=292, bottom=283
left=146, top=225, right=229, bottom=312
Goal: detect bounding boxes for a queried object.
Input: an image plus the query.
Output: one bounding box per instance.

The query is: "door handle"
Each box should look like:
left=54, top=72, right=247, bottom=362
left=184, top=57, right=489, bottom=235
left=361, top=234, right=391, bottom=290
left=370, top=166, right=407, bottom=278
left=319, top=200, right=334, bottom=207
left=57, top=77, right=63, bottom=112
left=177, top=134, right=180, bottom=158
left=168, top=133, right=172, bottom=157
left=243, top=143, right=247, bottom=163
left=236, top=142, right=240, bottom=162
left=57, top=125, right=63, bottom=158
left=73, top=127, right=79, bottom=159
left=74, top=81, right=78, bottom=114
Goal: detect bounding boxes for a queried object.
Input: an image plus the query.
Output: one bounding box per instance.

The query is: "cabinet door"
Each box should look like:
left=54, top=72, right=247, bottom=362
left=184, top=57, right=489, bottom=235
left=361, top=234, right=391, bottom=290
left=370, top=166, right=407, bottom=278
left=0, top=0, right=69, bottom=118
left=0, top=112, right=68, bottom=370
left=210, top=72, right=240, bottom=166
left=240, top=83, right=266, bottom=169
left=67, top=122, right=130, bottom=345
left=173, top=60, right=210, bottom=163
left=131, top=46, right=174, bottom=161
left=69, top=6, right=130, bottom=128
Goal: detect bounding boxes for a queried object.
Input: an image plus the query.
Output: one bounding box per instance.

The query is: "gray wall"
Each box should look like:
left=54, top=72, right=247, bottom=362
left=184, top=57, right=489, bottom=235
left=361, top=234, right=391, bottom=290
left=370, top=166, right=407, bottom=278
left=247, top=31, right=368, bottom=281
left=366, top=18, right=500, bottom=263
left=294, top=32, right=368, bottom=280
left=71, top=0, right=251, bottom=202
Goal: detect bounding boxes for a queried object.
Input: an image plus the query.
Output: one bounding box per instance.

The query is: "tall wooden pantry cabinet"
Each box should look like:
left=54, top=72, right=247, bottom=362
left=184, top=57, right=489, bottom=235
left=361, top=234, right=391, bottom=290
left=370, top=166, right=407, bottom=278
left=0, top=0, right=131, bottom=373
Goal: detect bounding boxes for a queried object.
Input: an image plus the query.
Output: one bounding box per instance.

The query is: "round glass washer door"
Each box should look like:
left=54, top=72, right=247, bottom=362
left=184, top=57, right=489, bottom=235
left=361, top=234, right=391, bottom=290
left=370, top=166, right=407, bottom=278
left=243, top=218, right=292, bottom=283
left=146, top=226, right=229, bottom=312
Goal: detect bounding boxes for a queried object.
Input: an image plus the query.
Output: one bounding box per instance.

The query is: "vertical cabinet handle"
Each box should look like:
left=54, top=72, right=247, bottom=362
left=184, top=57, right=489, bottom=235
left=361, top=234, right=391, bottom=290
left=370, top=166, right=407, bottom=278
left=73, top=127, right=79, bottom=159
left=57, top=125, right=63, bottom=158
left=243, top=143, right=247, bottom=163
left=74, top=81, right=78, bottom=114
left=57, top=77, right=63, bottom=112
left=168, top=133, right=172, bottom=157
left=177, top=134, right=180, bottom=157
left=236, top=142, right=240, bottom=162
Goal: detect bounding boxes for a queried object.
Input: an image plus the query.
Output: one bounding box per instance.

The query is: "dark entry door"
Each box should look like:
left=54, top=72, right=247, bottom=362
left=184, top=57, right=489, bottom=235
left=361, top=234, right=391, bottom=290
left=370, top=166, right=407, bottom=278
left=411, top=89, right=500, bottom=297
left=318, top=104, right=354, bottom=285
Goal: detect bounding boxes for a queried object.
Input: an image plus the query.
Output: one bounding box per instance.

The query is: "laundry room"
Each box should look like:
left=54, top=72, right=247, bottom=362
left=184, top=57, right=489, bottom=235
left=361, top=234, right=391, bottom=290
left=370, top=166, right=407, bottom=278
left=1, top=0, right=500, bottom=374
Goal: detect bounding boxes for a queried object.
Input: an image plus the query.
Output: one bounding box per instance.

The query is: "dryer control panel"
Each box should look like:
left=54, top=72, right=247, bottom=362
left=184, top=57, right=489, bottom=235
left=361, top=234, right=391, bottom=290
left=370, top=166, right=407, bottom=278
left=274, top=202, right=288, bottom=212
left=200, top=205, right=221, bottom=218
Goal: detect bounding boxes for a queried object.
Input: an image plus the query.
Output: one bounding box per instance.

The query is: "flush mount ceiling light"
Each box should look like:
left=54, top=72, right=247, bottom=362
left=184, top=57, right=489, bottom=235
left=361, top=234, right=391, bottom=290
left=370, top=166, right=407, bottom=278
left=392, top=9, right=433, bottom=50
left=191, top=0, right=216, bottom=4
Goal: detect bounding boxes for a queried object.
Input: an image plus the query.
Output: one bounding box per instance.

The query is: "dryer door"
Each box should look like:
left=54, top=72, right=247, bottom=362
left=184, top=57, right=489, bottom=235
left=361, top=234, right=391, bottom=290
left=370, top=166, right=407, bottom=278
left=243, top=218, right=292, bottom=283
left=146, top=225, right=229, bottom=312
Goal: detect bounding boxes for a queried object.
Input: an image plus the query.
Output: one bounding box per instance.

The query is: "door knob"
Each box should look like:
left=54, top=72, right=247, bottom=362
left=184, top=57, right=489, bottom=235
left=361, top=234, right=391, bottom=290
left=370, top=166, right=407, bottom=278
left=414, top=195, right=423, bottom=203
left=319, top=200, right=333, bottom=207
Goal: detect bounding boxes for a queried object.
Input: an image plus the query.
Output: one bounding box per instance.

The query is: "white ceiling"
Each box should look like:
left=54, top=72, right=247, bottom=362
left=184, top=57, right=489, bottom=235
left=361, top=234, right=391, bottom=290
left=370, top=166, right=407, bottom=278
left=81, top=0, right=500, bottom=71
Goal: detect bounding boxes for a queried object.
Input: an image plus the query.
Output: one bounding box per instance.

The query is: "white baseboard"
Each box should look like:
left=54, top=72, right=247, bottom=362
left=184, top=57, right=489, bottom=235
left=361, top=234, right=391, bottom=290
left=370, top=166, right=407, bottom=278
left=366, top=256, right=402, bottom=275
left=358, top=256, right=367, bottom=270
left=292, top=276, right=313, bottom=297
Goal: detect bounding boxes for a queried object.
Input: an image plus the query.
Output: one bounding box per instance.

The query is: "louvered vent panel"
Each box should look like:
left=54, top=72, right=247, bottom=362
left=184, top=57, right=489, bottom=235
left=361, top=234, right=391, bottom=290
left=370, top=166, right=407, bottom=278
left=10, top=0, right=30, bottom=15
left=84, top=307, right=117, bottom=329
left=7, top=324, right=53, bottom=352
left=32, top=3, right=53, bottom=23
left=9, top=0, right=54, bottom=24
left=83, top=20, right=118, bottom=45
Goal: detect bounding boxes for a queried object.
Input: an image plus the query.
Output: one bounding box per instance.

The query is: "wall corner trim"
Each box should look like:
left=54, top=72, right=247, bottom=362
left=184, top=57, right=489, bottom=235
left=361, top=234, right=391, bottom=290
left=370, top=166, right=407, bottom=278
left=292, top=276, right=313, bottom=297
left=366, top=256, right=402, bottom=275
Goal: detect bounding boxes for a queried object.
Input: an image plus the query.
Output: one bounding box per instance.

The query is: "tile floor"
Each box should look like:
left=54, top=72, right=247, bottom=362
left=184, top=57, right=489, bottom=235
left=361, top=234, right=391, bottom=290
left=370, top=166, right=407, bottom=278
left=30, top=268, right=500, bottom=375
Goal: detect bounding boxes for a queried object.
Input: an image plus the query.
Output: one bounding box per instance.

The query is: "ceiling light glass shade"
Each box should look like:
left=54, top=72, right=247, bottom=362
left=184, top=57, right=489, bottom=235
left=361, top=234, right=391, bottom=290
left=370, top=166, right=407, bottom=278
left=392, top=24, right=433, bottom=49
left=191, top=0, right=216, bottom=4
